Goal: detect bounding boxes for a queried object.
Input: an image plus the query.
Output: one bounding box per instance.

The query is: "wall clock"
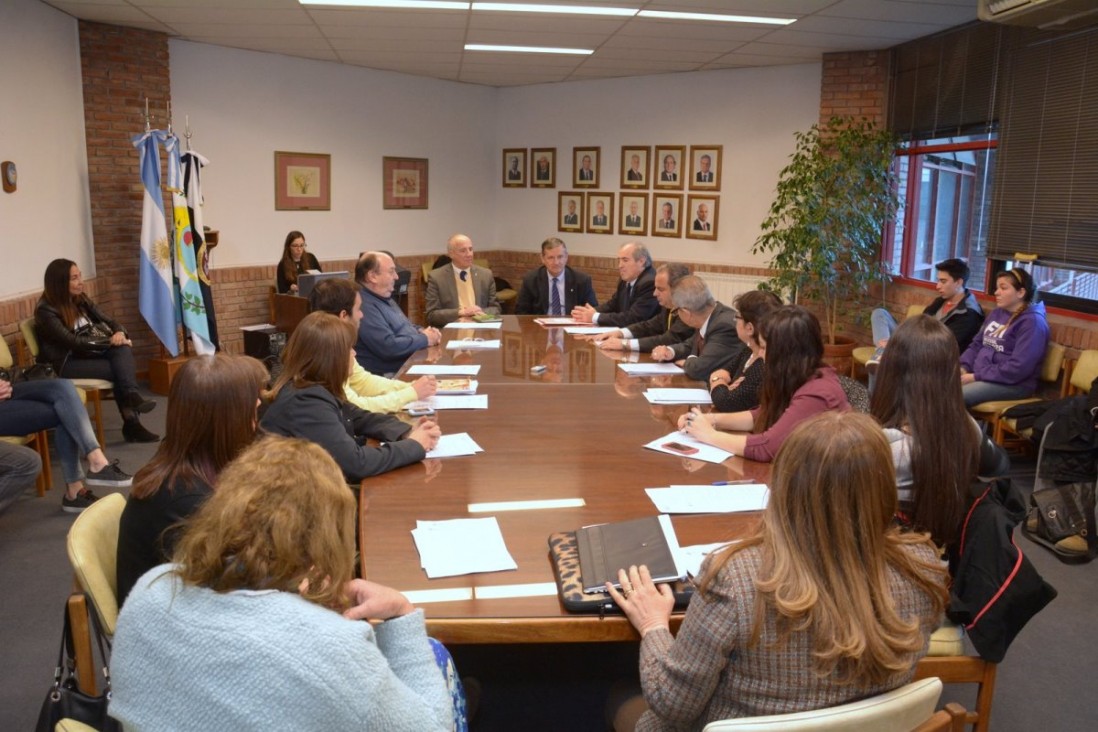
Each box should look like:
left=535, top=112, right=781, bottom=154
left=1, top=161, right=15, bottom=193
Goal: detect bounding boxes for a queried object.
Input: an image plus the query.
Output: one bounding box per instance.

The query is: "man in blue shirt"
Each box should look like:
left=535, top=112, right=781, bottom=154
left=355, top=251, right=441, bottom=376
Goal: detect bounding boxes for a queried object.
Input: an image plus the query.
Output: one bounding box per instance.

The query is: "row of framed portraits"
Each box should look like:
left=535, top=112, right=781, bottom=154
left=558, top=191, right=719, bottom=240
left=503, top=145, right=723, bottom=192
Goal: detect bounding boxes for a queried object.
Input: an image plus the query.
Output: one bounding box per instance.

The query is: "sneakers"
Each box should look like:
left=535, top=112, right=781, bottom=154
left=865, top=347, right=885, bottom=375
left=62, top=487, right=100, bottom=513
left=123, top=420, right=160, bottom=443
left=86, top=459, right=133, bottom=488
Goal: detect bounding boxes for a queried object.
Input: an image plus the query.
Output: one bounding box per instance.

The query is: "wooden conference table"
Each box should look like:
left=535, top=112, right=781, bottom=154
left=359, top=316, right=768, bottom=644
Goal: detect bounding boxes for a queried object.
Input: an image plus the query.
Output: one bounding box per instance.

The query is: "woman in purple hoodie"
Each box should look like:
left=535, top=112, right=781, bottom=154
left=959, top=267, right=1049, bottom=406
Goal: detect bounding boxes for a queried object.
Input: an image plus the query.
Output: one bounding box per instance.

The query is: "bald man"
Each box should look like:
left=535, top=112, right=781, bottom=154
left=425, top=234, right=501, bottom=327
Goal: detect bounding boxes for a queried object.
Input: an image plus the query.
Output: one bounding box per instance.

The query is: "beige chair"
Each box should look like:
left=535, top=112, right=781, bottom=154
left=967, top=342, right=1066, bottom=447
left=852, top=303, right=925, bottom=377
left=0, top=336, right=52, bottom=496
left=56, top=720, right=99, bottom=732
left=20, top=317, right=109, bottom=446
left=996, top=348, right=1098, bottom=445
left=702, top=677, right=942, bottom=731
left=66, top=492, right=125, bottom=694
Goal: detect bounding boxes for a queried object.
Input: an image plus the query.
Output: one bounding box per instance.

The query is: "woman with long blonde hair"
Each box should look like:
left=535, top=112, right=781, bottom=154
left=608, top=412, right=948, bottom=729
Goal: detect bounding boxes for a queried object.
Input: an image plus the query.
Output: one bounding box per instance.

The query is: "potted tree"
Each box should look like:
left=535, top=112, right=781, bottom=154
left=752, top=116, right=898, bottom=362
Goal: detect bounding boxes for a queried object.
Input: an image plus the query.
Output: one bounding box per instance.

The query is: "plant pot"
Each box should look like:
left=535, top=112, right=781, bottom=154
left=822, top=335, right=858, bottom=377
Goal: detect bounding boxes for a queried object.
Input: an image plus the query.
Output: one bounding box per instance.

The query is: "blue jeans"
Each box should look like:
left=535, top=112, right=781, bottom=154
left=871, top=308, right=899, bottom=347
left=0, top=441, right=41, bottom=515
left=962, top=380, right=1033, bottom=407
left=0, top=380, right=100, bottom=484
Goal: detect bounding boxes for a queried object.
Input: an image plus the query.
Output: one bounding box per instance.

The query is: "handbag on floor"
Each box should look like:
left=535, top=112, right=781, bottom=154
left=36, top=605, right=121, bottom=732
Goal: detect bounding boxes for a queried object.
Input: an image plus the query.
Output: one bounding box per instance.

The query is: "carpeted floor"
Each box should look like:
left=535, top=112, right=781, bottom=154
left=0, top=395, right=1094, bottom=731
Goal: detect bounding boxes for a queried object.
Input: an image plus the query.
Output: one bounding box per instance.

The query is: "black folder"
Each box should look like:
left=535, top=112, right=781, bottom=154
left=575, top=515, right=684, bottom=594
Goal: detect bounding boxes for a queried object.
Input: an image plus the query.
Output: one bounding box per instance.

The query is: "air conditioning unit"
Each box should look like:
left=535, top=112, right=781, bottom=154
left=979, top=0, right=1098, bottom=29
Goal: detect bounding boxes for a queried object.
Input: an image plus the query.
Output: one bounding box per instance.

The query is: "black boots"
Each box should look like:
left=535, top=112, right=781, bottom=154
left=123, top=417, right=160, bottom=443
left=124, top=390, right=157, bottom=414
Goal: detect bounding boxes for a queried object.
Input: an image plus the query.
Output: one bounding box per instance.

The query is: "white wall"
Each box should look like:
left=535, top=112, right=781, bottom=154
left=492, top=64, right=821, bottom=266
left=0, top=0, right=92, bottom=299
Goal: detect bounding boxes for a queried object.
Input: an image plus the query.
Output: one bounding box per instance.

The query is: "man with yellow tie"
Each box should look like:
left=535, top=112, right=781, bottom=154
left=425, top=233, right=501, bottom=327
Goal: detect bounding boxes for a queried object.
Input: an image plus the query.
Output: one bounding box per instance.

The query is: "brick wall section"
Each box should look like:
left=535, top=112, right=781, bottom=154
left=79, top=21, right=171, bottom=373
left=819, top=50, right=891, bottom=128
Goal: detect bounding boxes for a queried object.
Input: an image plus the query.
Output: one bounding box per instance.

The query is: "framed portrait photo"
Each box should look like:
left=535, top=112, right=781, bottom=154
left=558, top=191, right=584, bottom=233
left=275, top=151, right=331, bottom=211
left=531, top=147, right=556, bottom=188
left=586, top=192, right=614, bottom=235
left=689, top=145, right=723, bottom=191
left=685, top=195, right=719, bottom=240
left=620, top=145, right=650, bottom=189
left=619, top=193, right=648, bottom=236
left=653, top=145, right=686, bottom=191
left=651, top=193, right=684, bottom=238
left=502, top=148, right=527, bottom=187
left=381, top=156, right=428, bottom=209
left=572, top=147, right=600, bottom=188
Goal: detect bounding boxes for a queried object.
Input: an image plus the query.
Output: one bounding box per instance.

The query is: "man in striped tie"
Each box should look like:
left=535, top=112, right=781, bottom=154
left=515, top=237, right=598, bottom=316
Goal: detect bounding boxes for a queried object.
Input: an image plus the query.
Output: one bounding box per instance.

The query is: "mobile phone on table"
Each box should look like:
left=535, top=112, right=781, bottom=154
left=662, top=441, right=699, bottom=456
left=408, top=405, right=436, bottom=417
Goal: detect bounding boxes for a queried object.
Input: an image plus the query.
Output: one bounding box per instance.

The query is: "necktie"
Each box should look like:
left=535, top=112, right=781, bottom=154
left=550, top=276, right=562, bottom=316
left=695, top=330, right=706, bottom=355
left=460, top=270, right=467, bottom=282
left=625, top=283, right=633, bottom=308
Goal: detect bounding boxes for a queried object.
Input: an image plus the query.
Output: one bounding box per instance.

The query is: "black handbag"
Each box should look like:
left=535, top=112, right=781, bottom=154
left=0, top=363, right=56, bottom=383
left=36, top=606, right=122, bottom=732
left=73, top=322, right=114, bottom=354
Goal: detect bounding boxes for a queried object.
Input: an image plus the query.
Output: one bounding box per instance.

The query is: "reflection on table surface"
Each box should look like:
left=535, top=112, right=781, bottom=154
left=365, top=315, right=768, bottom=643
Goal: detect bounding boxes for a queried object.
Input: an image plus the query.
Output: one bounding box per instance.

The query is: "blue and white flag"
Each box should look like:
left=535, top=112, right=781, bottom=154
left=132, top=130, right=178, bottom=355
left=165, top=135, right=214, bottom=355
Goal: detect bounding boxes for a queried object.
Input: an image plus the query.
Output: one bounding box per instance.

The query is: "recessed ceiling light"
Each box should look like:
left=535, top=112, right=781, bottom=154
left=465, top=44, right=593, bottom=55
left=472, top=3, right=637, bottom=16
left=299, top=0, right=470, bottom=9
left=638, top=10, right=795, bottom=25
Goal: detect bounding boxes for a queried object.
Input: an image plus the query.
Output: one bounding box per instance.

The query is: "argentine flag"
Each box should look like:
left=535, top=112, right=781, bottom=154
left=133, top=130, right=178, bottom=356
left=166, top=135, right=214, bottom=355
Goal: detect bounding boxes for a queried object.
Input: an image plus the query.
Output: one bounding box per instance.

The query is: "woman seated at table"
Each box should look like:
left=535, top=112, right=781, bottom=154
left=872, top=315, right=1011, bottom=548
left=35, top=258, right=159, bottom=443
left=115, top=354, right=267, bottom=607
left=678, top=305, right=849, bottom=462
left=260, top=311, right=440, bottom=482
left=959, top=266, right=1049, bottom=407
left=276, top=230, right=321, bottom=294
left=110, top=435, right=457, bottom=731
left=706, top=289, right=782, bottom=412
left=607, top=413, right=948, bottom=730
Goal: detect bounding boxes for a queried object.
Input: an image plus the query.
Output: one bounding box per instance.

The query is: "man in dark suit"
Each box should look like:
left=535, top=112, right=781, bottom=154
left=653, top=275, right=746, bottom=381
left=695, top=154, right=714, bottom=183
left=592, top=262, right=694, bottom=353
left=571, top=242, right=659, bottom=327
left=624, top=200, right=642, bottom=228
left=693, top=203, right=711, bottom=232
left=660, top=154, right=678, bottom=182
left=425, top=233, right=501, bottom=327
left=515, top=238, right=598, bottom=316
left=535, top=155, right=550, bottom=181
left=507, top=157, right=521, bottom=181
left=591, top=200, right=608, bottom=227
left=563, top=199, right=579, bottom=226
left=626, top=154, right=644, bottom=182
left=658, top=202, right=676, bottom=230
left=578, top=155, right=594, bottom=181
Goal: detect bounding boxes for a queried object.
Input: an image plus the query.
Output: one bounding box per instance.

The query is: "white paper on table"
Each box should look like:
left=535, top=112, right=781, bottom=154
left=534, top=317, right=578, bottom=326
left=618, top=362, right=685, bottom=375
left=680, top=540, right=742, bottom=578
left=446, top=339, right=501, bottom=350
left=562, top=326, right=618, bottom=335
left=407, top=395, right=488, bottom=411
left=411, top=517, right=518, bottom=578
left=443, top=321, right=502, bottom=330
left=645, top=484, right=769, bottom=514
left=643, top=430, right=734, bottom=465
left=406, top=365, right=482, bottom=376
left=644, top=388, right=714, bottom=405
left=425, top=432, right=484, bottom=458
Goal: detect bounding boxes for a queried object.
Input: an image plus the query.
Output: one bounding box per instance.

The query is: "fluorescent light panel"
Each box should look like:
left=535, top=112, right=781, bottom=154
left=638, top=10, right=795, bottom=25
left=299, top=0, right=470, bottom=8
left=475, top=582, right=559, bottom=599
left=465, top=44, right=593, bottom=55
left=472, top=3, right=636, bottom=16
left=467, top=498, right=586, bottom=512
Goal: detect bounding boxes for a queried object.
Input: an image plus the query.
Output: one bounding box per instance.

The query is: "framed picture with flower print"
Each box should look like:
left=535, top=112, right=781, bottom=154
left=381, top=156, right=427, bottom=209
left=276, top=151, right=331, bottom=211
left=531, top=148, right=556, bottom=188
left=620, top=145, right=650, bottom=189
left=619, top=193, right=648, bottom=236
left=586, top=193, right=614, bottom=235
left=651, top=193, right=684, bottom=238
left=572, top=147, right=600, bottom=188
left=558, top=191, right=584, bottom=233
left=685, top=195, right=719, bottom=240
left=689, top=145, right=723, bottom=191
left=502, top=148, right=527, bottom=187
left=653, top=145, right=686, bottom=191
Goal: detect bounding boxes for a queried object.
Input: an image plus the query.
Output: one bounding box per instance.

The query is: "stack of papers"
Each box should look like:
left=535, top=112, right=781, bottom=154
left=534, top=317, right=577, bottom=326
left=406, top=364, right=481, bottom=375
left=436, top=378, right=477, bottom=395
left=644, top=388, right=713, bottom=404
left=618, top=363, right=685, bottom=375
left=407, top=395, right=488, bottom=411
left=562, top=326, right=617, bottom=335
left=446, top=339, right=501, bottom=350
left=425, top=432, right=484, bottom=458
left=412, top=517, right=517, bottom=578
left=643, top=431, right=734, bottom=465
left=645, top=484, right=769, bottom=514
left=443, top=321, right=502, bottom=330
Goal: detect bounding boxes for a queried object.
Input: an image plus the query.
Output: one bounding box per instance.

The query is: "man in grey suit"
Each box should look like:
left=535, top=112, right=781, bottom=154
left=515, top=238, right=598, bottom=316
left=591, top=262, right=695, bottom=353
left=425, top=234, right=501, bottom=327
left=652, top=275, right=745, bottom=381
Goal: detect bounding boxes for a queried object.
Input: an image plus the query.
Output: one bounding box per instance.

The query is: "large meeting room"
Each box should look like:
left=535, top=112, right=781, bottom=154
left=2, top=0, right=1097, bottom=730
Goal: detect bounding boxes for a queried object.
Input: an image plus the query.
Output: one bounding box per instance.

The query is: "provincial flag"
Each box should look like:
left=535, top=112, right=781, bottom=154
left=165, top=135, right=214, bottom=355
left=182, top=149, right=220, bottom=350
left=132, top=130, right=178, bottom=355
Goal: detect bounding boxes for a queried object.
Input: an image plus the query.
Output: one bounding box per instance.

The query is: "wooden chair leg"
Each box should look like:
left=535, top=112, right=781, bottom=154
left=971, top=661, right=998, bottom=732
left=34, top=430, right=51, bottom=496
left=86, top=388, right=105, bottom=447
left=67, top=592, right=97, bottom=695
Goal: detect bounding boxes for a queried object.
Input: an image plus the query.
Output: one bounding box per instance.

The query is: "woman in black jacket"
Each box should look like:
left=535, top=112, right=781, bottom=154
left=34, top=259, right=158, bottom=442
left=276, top=230, right=322, bottom=294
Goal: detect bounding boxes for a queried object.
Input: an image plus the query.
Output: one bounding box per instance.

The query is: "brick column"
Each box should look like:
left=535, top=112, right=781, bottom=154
left=79, top=21, right=171, bottom=373
left=819, top=50, right=890, bottom=128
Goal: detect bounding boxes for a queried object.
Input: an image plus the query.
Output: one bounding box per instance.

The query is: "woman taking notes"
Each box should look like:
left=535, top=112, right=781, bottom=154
left=607, top=413, right=948, bottom=730
left=678, top=305, right=848, bottom=461
left=276, top=230, right=321, bottom=294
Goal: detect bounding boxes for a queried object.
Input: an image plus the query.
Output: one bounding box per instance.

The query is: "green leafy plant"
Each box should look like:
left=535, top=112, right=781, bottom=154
left=752, top=116, right=898, bottom=345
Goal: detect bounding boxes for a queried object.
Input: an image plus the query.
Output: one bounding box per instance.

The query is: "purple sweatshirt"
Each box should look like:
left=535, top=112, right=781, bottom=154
left=959, top=301, right=1050, bottom=393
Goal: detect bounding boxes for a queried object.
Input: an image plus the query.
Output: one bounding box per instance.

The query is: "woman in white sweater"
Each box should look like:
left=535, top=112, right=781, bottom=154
left=110, top=435, right=456, bottom=732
